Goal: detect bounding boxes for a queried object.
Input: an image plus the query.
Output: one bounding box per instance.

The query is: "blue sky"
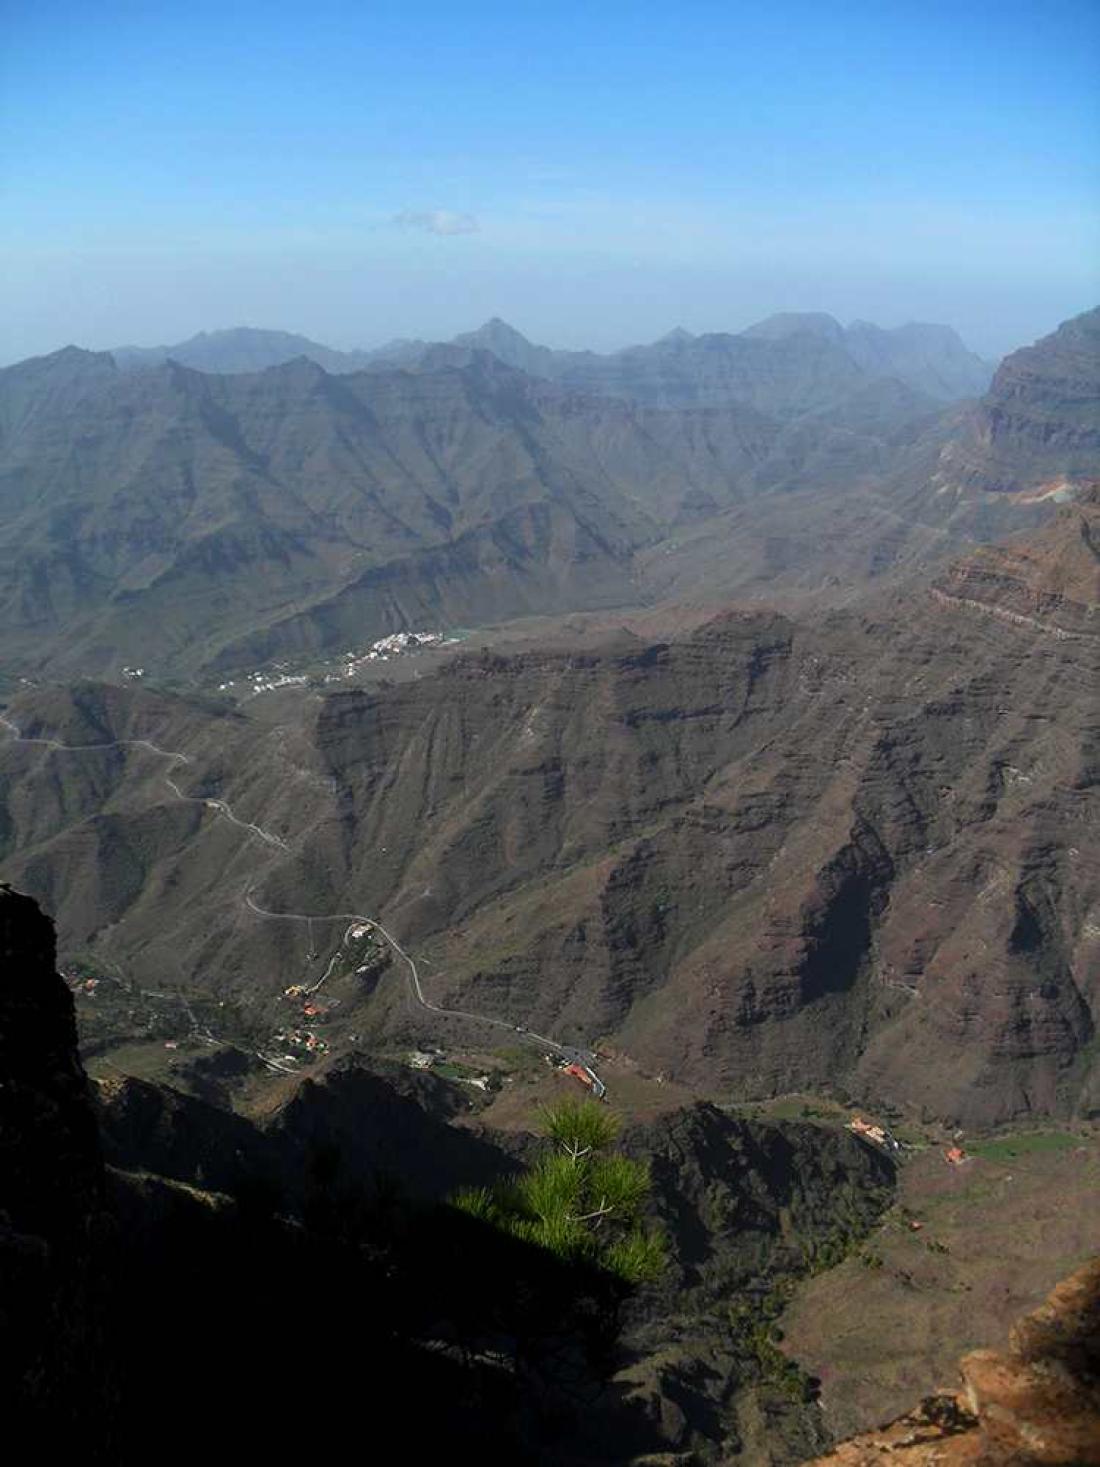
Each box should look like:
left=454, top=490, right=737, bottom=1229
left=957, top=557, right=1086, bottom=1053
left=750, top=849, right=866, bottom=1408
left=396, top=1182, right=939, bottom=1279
left=2, top=0, right=1097, bottom=362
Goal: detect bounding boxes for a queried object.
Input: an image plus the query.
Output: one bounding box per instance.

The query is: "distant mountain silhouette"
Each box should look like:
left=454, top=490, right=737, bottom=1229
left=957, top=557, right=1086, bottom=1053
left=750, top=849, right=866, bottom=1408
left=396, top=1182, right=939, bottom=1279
left=411, top=311, right=993, bottom=411
left=2, top=310, right=1088, bottom=683
left=112, top=325, right=377, bottom=375
left=109, top=311, right=993, bottom=409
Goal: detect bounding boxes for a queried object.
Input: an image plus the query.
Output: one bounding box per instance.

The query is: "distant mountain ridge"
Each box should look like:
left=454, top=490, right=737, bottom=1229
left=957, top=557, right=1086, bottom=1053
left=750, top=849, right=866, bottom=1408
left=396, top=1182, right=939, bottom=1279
left=106, top=311, right=994, bottom=409
left=112, top=326, right=379, bottom=376
left=1, top=308, right=1092, bottom=683
left=0, top=346, right=779, bottom=678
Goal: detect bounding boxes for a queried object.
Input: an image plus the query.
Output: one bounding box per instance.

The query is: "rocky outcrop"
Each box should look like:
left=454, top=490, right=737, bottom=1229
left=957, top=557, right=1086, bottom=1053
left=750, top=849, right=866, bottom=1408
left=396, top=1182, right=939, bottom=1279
left=932, top=483, right=1099, bottom=639
left=0, top=885, right=109, bottom=1450
left=935, top=306, right=1100, bottom=496
left=806, top=1257, right=1100, bottom=1464
left=0, top=883, right=103, bottom=1235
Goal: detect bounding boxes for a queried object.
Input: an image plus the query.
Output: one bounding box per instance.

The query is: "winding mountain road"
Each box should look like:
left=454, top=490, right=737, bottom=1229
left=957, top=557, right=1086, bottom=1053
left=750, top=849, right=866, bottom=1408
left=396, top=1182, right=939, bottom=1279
left=1, top=709, right=604, bottom=1091
left=0, top=713, right=288, bottom=849
left=243, top=890, right=601, bottom=1081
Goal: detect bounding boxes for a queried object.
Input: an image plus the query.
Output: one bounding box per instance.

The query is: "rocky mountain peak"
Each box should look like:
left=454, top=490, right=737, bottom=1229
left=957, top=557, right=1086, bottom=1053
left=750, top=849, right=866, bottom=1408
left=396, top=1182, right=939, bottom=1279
left=452, top=317, right=551, bottom=374
left=742, top=311, right=846, bottom=342
left=475, top=314, right=529, bottom=340
left=0, top=342, right=116, bottom=387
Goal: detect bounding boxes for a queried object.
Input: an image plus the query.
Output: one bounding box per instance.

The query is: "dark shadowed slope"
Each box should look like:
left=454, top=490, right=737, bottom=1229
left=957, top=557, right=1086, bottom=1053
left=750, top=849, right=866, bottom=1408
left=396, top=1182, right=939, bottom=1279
left=2, top=883, right=895, bottom=1464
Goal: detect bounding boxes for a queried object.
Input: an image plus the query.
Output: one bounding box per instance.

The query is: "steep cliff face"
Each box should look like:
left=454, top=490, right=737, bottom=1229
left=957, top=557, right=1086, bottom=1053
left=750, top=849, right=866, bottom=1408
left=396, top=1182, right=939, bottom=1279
left=808, top=1257, right=1100, bottom=1465
left=0, top=883, right=103, bottom=1234
left=935, top=307, right=1100, bottom=497
left=0, top=884, right=108, bottom=1450
left=287, top=588, right=1096, bottom=1126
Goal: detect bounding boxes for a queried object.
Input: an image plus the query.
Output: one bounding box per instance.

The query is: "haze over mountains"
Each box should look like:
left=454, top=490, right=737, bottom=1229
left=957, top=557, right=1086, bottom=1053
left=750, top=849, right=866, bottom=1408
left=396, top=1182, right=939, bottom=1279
left=112, top=326, right=381, bottom=377
left=111, top=310, right=994, bottom=405
left=3, top=309, right=1089, bottom=685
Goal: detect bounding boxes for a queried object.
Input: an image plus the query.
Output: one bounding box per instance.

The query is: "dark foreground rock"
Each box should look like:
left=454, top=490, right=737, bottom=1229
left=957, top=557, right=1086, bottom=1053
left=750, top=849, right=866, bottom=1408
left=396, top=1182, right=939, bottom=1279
left=3, top=885, right=901, bottom=1463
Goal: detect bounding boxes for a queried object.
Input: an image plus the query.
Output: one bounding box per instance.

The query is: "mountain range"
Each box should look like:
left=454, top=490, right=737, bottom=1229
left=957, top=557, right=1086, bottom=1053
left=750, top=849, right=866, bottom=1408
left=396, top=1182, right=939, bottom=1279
left=0, top=341, right=1095, bottom=1126
left=2, top=311, right=1089, bottom=685
left=1, top=304, right=1097, bottom=1459
left=4, top=493, right=1095, bottom=1129
left=110, top=311, right=993, bottom=408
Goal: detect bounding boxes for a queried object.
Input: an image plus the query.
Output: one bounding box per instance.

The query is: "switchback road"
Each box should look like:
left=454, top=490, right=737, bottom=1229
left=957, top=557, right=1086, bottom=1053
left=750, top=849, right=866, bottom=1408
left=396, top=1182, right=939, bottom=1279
left=0, top=713, right=288, bottom=849
left=1, top=709, right=604, bottom=1092
left=243, top=890, right=602, bottom=1085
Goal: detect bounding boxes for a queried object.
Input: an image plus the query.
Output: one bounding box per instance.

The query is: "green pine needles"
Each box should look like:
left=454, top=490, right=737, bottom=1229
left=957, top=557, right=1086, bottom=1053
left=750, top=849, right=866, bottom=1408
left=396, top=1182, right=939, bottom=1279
left=453, top=1098, right=666, bottom=1286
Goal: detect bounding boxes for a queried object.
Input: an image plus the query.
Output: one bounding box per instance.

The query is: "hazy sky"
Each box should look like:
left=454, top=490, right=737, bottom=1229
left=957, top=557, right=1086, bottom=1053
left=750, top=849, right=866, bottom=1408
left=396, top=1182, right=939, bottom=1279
left=3, top=0, right=1098, bottom=364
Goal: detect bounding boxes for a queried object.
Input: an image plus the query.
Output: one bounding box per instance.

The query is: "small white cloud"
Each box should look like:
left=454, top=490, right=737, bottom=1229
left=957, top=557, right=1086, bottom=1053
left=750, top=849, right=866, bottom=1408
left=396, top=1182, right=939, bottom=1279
left=391, top=208, right=479, bottom=236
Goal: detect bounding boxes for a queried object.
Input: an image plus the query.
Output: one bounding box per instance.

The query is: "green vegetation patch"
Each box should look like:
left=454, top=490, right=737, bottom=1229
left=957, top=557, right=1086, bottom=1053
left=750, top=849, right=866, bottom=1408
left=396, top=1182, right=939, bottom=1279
left=968, top=1131, right=1080, bottom=1162
left=433, top=1060, right=484, bottom=1082
left=454, top=1098, right=666, bottom=1286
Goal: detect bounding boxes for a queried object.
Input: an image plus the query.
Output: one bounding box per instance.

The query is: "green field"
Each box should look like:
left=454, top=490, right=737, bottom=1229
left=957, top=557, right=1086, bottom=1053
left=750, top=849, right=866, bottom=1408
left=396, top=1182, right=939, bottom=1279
left=967, top=1131, right=1080, bottom=1162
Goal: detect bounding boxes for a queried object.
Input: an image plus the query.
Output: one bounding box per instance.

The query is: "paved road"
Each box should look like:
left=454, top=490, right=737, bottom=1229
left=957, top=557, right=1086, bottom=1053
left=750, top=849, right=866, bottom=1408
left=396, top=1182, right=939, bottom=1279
left=0, top=713, right=288, bottom=849
left=243, top=889, right=600, bottom=1079
left=1, top=708, right=603, bottom=1091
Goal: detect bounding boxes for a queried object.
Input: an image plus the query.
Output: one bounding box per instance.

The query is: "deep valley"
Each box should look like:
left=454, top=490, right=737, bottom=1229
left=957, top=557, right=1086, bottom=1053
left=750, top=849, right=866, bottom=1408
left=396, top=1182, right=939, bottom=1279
left=2, top=306, right=1097, bottom=1463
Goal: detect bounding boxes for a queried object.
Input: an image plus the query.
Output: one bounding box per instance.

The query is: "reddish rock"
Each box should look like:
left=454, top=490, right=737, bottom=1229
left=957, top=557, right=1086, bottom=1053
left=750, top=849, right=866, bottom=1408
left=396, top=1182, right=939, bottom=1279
left=807, top=1258, right=1100, bottom=1464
